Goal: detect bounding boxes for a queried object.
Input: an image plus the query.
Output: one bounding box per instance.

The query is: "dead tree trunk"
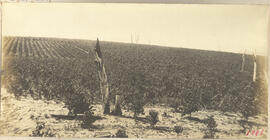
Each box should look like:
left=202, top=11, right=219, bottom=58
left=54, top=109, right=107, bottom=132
left=112, top=95, right=122, bottom=116
left=94, top=38, right=110, bottom=114
left=241, top=50, right=246, bottom=72
left=264, top=70, right=268, bottom=84
left=253, top=51, right=257, bottom=82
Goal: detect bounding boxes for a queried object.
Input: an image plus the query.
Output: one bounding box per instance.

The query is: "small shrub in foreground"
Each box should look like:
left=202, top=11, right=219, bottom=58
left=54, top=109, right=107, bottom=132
left=81, top=106, right=96, bottom=129
left=147, top=110, right=159, bottom=127
left=115, top=129, right=128, bottom=138
left=123, top=71, right=148, bottom=118
left=203, top=116, right=218, bottom=139
left=174, top=125, right=184, bottom=135
left=65, top=91, right=92, bottom=115
left=31, top=122, right=56, bottom=137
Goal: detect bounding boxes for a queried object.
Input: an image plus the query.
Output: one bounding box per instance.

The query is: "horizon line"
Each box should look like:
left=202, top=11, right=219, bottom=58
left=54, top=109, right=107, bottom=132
left=3, top=35, right=268, bottom=57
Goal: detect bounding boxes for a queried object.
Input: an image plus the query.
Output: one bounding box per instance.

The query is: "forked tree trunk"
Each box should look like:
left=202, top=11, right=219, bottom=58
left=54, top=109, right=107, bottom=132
left=94, top=38, right=110, bottom=114
left=253, top=51, right=257, bottom=82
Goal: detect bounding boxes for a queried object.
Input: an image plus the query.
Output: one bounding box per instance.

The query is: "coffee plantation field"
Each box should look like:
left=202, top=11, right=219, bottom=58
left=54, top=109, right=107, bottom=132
left=1, top=36, right=268, bottom=138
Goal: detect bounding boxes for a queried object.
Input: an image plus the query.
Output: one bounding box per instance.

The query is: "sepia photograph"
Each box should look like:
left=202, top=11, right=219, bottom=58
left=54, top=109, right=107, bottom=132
left=0, top=3, right=269, bottom=139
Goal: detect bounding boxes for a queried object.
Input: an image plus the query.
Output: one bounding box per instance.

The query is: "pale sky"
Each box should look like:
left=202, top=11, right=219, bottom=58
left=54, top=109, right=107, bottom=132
left=2, top=3, right=269, bottom=55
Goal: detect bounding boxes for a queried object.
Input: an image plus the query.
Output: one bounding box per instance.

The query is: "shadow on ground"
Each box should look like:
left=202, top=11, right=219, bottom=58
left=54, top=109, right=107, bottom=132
left=51, top=114, right=104, bottom=121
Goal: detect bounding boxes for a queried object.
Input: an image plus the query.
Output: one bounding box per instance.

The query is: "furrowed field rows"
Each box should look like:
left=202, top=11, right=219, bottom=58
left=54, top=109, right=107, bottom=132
left=21, top=38, right=26, bottom=57
left=37, top=41, right=49, bottom=58
left=71, top=41, right=91, bottom=54
left=40, top=41, right=49, bottom=57
left=3, top=36, right=267, bottom=77
left=44, top=41, right=64, bottom=58
left=58, top=41, right=87, bottom=58
left=3, top=37, right=92, bottom=59
left=28, top=40, right=36, bottom=57
left=6, top=38, right=15, bottom=56
left=65, top=41, right=89, bottom=58
left=73, top=40, right=96, bottom=52
left=17, top=38, right=22, bottom=56
left=12, top=39, right=19, bottom=56
left=33, top=41, right=42, bottom=57
left=3, top=37, right=12, bottom=54
left=40, top=41, right=60, bottom=58
left=55, top=41, right=75, bottom=58
left=55, top=42, right=73, bottom=58
left=26, top=39, right=34, bottom=57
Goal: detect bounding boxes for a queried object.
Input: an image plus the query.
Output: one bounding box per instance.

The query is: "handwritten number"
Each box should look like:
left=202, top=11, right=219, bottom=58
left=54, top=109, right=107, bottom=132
left=260, top=129, right=264, bottom=136
left=255, top=130, right=259, bottom=136
left=246, top=129, right=264, bottom=136
left=246, top=130, right=250, bottom=136
left=251, top=130, right=255, bottom=135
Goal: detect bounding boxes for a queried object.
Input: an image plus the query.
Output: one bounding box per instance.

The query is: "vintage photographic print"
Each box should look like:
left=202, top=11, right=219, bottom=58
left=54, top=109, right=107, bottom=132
left=0, top=3, right=268, bottom=139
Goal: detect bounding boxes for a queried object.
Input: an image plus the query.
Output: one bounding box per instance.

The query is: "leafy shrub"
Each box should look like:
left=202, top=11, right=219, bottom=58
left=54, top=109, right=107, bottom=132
left=122, top=71, right=149, bottom=118
left=237, top=83, right=259, bottom=132
left=167, top=75, right=202, bottom=116
left=203, top=116, right=218, bottom=139
left=239, top=82, right=260, bottom=119
left=81, top=106, right=96, bottom=129
left=31, top=122, right=56, bottom=137
left=65, top=91, right=92, bottom=115
left=180, top=92, right=201, bottom=117
left=174, top=125, right=183, bottom=134
left=169, top=98, right=183, bottom=113
left=3, top=56, right=98, bottom=101
left=238, top=119, right=252, bottom=133
left=115, top=129, right=128, bottom=138
left=147, top=110, right=159, bottom=126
